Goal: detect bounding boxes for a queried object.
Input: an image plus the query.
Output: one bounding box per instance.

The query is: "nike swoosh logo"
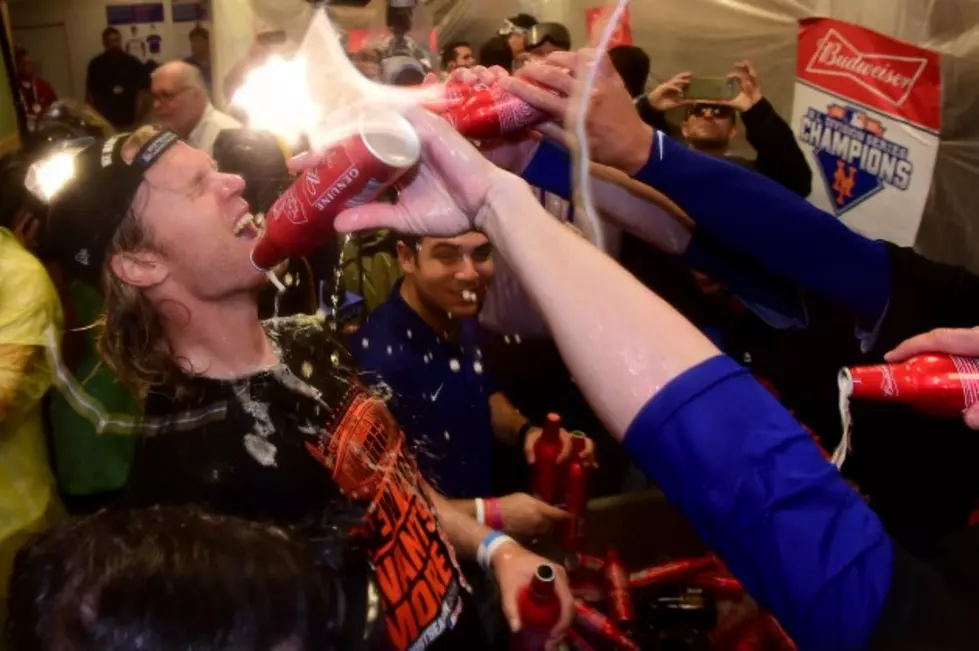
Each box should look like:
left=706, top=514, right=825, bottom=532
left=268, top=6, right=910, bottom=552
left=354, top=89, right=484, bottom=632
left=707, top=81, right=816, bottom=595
left=431, top=383, right=444, bottom=402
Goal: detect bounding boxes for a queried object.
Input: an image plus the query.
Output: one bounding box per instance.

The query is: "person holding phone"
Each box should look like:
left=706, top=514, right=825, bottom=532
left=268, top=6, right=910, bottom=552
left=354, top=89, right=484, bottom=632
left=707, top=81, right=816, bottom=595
left=636, top=61, right=811, bottom=198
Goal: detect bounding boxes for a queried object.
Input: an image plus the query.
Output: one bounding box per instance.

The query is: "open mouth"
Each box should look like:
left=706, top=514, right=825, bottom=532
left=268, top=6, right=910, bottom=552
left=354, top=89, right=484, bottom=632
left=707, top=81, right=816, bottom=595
left=233, top=212, right=265, bottom=240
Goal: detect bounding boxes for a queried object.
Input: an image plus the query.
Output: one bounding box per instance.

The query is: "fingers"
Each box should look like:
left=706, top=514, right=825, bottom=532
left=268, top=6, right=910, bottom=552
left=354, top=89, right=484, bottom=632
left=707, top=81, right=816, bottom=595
left=422, top=72, right=439, bottom=86
left=964, top=404, right=979, bottom=430
left=547, top=565, right=574, bottom=649
left=540, top=502, right=572, bottom=521
left=501, top=577, right=521, bottom=633
left=524, top=438, right=536, bottom=465
left=673, top=71, right=693, bottom=83
left=499, top=75, right=568, bottom=122
left=334, top=202, right=407, bottom=234
left=583, top=438, right=598, bottom=468
left=885, top=327, right=979, bottom=362
left=543, top=50, right=579, bottom=73
left=556, top=429, right=573, bottom=464
left=486, top=65, right=511, bottom=81
left=514, top=62, right=575, bottom=97
left=535, top=120, right=569, bottom=146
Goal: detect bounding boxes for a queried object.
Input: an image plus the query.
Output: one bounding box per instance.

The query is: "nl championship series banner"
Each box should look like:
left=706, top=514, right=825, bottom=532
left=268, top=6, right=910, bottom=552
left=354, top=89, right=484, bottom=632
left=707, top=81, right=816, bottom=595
left=791, top=18, right=942, bottom=246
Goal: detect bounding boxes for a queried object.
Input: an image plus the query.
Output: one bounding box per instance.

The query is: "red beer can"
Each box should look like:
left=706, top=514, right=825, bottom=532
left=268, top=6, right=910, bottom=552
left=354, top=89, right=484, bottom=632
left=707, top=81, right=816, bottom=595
left=566, top=629, right=598, bottom=651
left=569, top=576, right=603, bottom=603
left=531, top=413, right=564, bottom=505
left=421, top=81, right=488, bottom=113
left=444, top=85, right=547, bottom=140
left=628, top=556, right=716, bottom=590
left=559, top=432, right=590, bottom=551
left=566, top=551, right=605, bottom=573
left=512, top=564, right=563, bottom=651
left=251, top=108, right=420, bottom=271
left=843, top=353, right=979, bottom=417
left=572, top=601, right=639, bottom=651
left=603, top=547, right=633, bottom=630
left=692, top=573, right=744, bottom=598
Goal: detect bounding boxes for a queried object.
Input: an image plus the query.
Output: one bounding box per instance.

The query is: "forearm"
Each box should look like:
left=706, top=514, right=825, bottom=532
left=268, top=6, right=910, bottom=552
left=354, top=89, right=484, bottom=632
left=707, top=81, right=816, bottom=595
left=521, top=140, right=692, bottom=255
left=426, top=485, right=492, bottom=560
left=625, top=355, right=892, bottom=651
left=480, top=175, right=717, bottom=439
left=635, top=132, right=891, bottom=324
left=489, top=392, right=528, bottom=447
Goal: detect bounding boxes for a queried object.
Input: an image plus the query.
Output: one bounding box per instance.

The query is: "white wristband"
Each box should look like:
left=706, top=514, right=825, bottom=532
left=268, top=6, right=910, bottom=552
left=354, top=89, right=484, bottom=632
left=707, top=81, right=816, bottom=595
left=477, top=531, right=515, bottom=571
left=474, top=498, right=486, bottom=526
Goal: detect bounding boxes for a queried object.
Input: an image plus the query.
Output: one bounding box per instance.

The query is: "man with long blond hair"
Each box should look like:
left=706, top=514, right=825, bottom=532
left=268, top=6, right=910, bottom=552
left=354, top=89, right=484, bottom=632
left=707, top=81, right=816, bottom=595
left=39, top=126, right=572, bottom=651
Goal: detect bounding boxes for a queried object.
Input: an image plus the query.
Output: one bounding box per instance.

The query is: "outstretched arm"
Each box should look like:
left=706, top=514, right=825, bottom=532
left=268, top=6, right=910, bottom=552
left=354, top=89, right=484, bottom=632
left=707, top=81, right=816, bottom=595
left=505, top=55, right=891, bottom=327
left=332, top=107, right=895, bottom=651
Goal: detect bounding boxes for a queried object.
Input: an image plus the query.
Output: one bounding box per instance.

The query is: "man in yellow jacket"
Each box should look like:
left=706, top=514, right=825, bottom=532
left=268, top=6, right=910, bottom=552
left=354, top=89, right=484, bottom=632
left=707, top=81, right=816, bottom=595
left=0, top=223, right=63, bottom=625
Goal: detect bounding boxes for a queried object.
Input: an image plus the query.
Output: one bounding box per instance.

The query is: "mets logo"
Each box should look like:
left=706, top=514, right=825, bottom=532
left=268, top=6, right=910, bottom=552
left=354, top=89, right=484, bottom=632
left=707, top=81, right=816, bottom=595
left=798, top=104, right=914, bottom=216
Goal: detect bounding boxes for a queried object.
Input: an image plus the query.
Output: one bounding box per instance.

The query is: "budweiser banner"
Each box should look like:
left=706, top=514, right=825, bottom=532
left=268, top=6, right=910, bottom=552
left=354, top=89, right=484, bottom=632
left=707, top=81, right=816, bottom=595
left=791, top=18, right=942, bottom=245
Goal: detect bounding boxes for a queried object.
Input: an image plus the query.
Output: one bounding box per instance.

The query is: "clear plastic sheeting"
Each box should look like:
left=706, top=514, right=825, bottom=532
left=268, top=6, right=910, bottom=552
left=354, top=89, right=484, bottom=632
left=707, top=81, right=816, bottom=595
left=236, top=0, right=979, bottom=268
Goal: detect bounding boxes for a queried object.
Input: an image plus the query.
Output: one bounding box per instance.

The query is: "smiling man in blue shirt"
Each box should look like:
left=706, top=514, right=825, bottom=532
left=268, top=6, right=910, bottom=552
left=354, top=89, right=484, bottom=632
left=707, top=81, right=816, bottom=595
left=355, top=230, right=593, bottom=541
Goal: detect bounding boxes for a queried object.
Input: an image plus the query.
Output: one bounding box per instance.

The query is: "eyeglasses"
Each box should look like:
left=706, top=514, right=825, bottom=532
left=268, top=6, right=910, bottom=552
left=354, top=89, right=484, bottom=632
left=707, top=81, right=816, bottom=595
left=152, top=86, right=192, bottom=103
left=686, top=105, right=736, bottom=120
left=526, top=23, right=572, bottom=51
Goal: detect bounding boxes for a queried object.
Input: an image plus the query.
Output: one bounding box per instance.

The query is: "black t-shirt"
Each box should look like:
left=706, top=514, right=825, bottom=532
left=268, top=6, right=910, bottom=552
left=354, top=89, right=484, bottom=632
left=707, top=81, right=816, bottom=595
left=85, top=51, right=148, bottom=127
left=868, top=528, right=979, bottom=650
left=128, top=315, right=488, bottom=651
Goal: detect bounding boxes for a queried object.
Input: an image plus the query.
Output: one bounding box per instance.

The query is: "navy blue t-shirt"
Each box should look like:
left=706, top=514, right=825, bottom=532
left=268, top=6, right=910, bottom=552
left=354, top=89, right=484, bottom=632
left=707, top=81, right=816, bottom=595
left=354, top=283, right=497, bottom=499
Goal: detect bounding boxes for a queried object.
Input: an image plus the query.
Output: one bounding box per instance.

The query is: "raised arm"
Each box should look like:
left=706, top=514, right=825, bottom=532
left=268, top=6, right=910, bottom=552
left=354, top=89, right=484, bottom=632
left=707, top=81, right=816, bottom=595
left=504, top=54, right=891, bottom=327
left=331, top=107, right=895, bottom=651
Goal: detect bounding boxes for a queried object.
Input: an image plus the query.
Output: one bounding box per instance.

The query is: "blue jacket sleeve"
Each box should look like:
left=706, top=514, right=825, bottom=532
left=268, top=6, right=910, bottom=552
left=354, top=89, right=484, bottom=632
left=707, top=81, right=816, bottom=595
left=522, top=140, right=808, bottom=327
left=521, top=136, right=892, bottom=326
left=633, top=133, right=891, bottom=324
left=624, top=355, right=893, bottom=651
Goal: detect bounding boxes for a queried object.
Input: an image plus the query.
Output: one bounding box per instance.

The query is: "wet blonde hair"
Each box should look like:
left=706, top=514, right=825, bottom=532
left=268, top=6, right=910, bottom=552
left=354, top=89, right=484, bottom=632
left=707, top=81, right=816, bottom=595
left=96, top=126, right=190, bottom=398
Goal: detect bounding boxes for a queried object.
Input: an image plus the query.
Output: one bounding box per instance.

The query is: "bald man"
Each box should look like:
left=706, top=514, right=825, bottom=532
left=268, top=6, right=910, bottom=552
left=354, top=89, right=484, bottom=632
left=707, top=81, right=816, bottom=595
left=151, top=60, right=240, bottom=155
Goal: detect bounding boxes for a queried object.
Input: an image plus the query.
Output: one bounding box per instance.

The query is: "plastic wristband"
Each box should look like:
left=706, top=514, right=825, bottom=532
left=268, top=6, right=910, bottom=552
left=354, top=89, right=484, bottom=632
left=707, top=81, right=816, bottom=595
left=478, top=531, right=516, bottom=571
left=485, top=497, right=505, bottom=531
left=474, top=498, right=486, bottom=526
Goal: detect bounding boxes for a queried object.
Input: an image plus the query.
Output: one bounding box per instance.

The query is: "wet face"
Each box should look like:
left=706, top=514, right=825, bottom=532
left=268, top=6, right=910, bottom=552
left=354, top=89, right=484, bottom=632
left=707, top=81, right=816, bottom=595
left=127, top=142, right=263, bottom=300
left=399, top=232, right=494, bottom=319
left=681, top=104, right=737, bottom=147
left=104, top=31, right=122, bottom=53
left=152, top=72, right=205, bottom=138
left=448, top=46, right=474, bottom=70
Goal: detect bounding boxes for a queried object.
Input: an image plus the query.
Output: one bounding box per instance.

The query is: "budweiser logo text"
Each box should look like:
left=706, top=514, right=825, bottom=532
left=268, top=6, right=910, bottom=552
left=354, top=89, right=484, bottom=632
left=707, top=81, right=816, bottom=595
left=313, top=168, right=361, bottom=210
left=806, top=29, right=927, bottom=106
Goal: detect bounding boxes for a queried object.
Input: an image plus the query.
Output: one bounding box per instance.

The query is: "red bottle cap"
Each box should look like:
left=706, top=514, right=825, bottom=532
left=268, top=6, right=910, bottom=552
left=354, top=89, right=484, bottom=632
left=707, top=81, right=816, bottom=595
left=530, top=563, right=558, bottom=599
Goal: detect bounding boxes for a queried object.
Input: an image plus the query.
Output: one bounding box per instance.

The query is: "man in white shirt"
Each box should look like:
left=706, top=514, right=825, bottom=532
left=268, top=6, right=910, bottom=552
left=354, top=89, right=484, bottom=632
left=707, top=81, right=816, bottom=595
left=151, top=61, right=240, bottom=156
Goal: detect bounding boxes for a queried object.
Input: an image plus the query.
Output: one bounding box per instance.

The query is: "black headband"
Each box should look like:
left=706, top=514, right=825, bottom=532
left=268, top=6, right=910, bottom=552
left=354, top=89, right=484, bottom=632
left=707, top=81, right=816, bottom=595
left=42, top=129, right=180, bottom=283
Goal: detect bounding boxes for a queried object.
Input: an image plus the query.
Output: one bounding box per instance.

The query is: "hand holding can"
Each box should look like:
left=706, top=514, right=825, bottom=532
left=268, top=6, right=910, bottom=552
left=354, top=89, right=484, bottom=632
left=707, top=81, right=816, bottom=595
left=252, top=107, right=421, bottom=271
